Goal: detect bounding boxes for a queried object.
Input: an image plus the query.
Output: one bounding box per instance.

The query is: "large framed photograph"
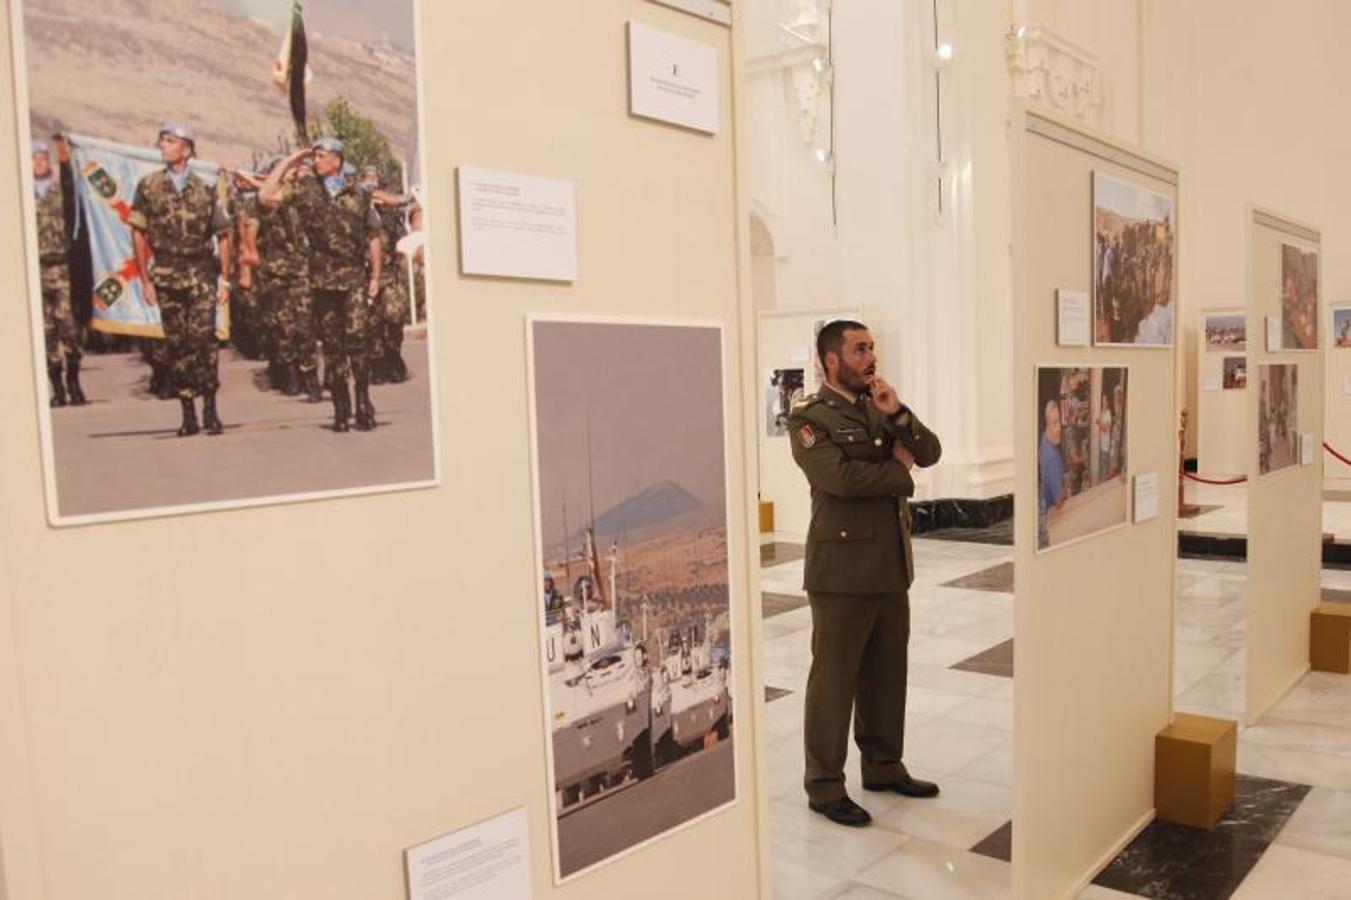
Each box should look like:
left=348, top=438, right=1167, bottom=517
left=1281, top=243, right=1319, bottom=350
left=1093, top=172, right=1176, bottom=347
left=527, top=318, right=736, bottom=883
left=12, top=0, right=437, bottom=524
left=1035, top=366, right=1130, bottom=552
left=1258, top=364, right=1299, bottom=475
left=1204, top=313, right=1246, bottom=351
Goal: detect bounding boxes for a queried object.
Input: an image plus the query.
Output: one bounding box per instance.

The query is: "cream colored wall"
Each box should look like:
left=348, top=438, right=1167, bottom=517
left=1196, top=309, right=1248, bottom=478
left=1012, top=107, right=1176, bottom=900
left=1141, top=1, right=1351, bottom=464
left=0, top=3, right=766, bottom=899
left=1245, top=212, right=1322, bottom=724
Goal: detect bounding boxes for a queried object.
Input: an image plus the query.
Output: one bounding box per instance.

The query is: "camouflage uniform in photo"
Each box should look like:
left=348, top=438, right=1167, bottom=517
left=257, top=181, right=317, bottom=386
left=369, top=207, right=409, bottom=381
left=294, top=171, right=381, bottom=427
left=232, top=191, right=265, bottom=359
left=35, top=175, right=80, bottom=370
left=129, top=170, right=230, bottom=399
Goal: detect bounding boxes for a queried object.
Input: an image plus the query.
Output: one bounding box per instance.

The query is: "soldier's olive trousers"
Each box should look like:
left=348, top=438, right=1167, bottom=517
left=266, top=278, right=317, bottom=372
left=157, top=281, right=219, bottom=398
left=314, top=287, right=368, bottom=383
left=803, top=590, right=910, bottom=804
left=41, top=262, right=81, bottom=368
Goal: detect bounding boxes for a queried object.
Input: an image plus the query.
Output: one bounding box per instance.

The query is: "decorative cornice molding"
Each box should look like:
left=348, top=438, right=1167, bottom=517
left=1006, top=24, right=1105, bottom=127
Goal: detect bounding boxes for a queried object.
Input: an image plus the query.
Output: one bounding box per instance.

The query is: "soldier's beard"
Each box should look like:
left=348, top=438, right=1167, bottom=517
left=835, top=360, right=872, bottom=394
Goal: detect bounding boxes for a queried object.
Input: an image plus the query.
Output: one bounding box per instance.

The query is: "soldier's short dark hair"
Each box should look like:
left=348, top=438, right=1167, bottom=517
left=816, top=319, right=869, bottom=368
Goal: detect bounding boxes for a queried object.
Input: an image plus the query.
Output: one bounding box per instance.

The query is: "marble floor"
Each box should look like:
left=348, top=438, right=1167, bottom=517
left=761, top=533, right=1351, bottom=900
left=1180, top=481, right=1351, bottom=541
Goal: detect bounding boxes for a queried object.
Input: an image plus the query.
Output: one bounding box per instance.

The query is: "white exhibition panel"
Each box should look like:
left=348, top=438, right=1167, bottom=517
left=755, top=307, right=859, bottom=539
left=1196, top=308, right=1249, bottom=478
left=1245, top=209, right=1322, bottom=724
left=0, top=4, right=761, bottom=900
left=1012, top=106, right=1177, bottom=900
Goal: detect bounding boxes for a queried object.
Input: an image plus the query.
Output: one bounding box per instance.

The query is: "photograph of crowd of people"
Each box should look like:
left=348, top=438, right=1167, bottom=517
left=1280, top=243, right=1319, bottom=351
left=1093, top=172, right=1175, bottom=347
left=1036, top=366, right=1129, bottom=551
left=1258, top=364, right=1299, bottom=475
left=1205, top=313, right=1247, bottom=351
left=1223, top=357, right=1247, bottom=390
left=529, top=320, right=734, bottom=881
left=16, top=0, right=436, bottom=523
left=766, top=367, right=804, bottom=437
left=1334, top=308, right=1351, bottom=349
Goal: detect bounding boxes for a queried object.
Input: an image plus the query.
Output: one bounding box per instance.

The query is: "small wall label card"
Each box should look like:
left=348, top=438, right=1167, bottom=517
left=405, top=807, right=531, bottom=900
left=1266, top=314, right=1283, bottom=352
left=1133, top=472, right=1160, bottom=523
left=628, top=20, right=720, bottom=134
left=457, top=166, right=578, bottom=282
left=1302, top=433, right=1316, bottom=466
left=1202, top=377, right=1221, bottom=392
left=1056, top=289, right=1090, bottom=347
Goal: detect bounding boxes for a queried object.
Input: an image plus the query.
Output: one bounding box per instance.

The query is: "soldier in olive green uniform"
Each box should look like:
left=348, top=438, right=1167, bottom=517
left=788, top=320, right=942, bottom=828
left=254, top=159, right=321, bottom=401
left=130, top=124, right=232, bottom=437
left=32, top=138, right=87, bottom=407
left=261, top=139, right=382, bottom=432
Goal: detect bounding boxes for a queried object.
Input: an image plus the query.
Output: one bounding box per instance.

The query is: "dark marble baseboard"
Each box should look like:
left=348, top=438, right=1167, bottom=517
left=911, top=495, right=1014, bottom=537
left=761, top=541, right=806, bottom=567
left=1179, top=530, right=1351, bottom=569
left=762, top=592, right=809, bottom=619
left=942, top=562, right=1015, bottom=593
left=764, top=686, right=793, bottom=703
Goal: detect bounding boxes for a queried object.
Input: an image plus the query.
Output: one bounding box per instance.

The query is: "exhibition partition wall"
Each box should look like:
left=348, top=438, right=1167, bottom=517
left=755, top=306, right=859, bottom=538
left=0, top=2, right=765, bottom=899
left=1245, top=208, right=1322, bottom=724
left=1197, top=308, right=1249, bottom=478
left=1012, top=105, right=1178, bottom=900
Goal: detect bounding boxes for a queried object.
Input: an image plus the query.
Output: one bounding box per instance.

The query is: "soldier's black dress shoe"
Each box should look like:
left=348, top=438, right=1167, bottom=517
left=863, top=776, right=940, bottom=798
left=807, top=795, right=872, bottom=827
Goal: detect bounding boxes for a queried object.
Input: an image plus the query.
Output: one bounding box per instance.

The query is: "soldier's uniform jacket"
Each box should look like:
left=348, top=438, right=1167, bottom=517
left=35, top=177, right=68, bottom=268
left=788, top=387, right=942, bottom=594
left=257, top=183, right=310, bottom=283
left=294, top=174, right=381, bottom=292
left=128, top=170, right=230, bottom=289
left=376, top=206, right=408, bottom=288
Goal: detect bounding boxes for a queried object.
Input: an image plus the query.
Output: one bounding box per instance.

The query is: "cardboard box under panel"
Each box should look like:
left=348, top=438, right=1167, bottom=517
left=1311, top=603, right=1351, bottom=674
left=1155, top=713, right=1236, bottom=830
left=758, top=501, right=774, bottom=534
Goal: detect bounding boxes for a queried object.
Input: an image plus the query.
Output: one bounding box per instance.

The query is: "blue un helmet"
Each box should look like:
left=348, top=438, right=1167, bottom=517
left=311, top=137, right=345, bottom=156
left=158, top=122, right=195, bottom=148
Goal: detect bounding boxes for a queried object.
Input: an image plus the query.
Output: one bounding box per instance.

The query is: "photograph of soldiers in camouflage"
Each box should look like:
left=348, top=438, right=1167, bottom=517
left=1093, top=171, right=1176, bottom=347
left=1280, top=243, right=1319, bottom=350
left=1223, top=356, right=1247, bottom=390
left=14, top=0, right=436, bottom=523
left=1036, top=366, right=1129, bottom=551
left=1258, top=364, right=1298, bottom=475
left=529, top=320, right=735, bottom=882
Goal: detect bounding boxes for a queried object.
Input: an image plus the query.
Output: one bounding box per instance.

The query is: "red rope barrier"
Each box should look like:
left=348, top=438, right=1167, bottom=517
left=1179, top=470, right=1247, bottom=486
left=1325, top=441, right=1351, bottom=467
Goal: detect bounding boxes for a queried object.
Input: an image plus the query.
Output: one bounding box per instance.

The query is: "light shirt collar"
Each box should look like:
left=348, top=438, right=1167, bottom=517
left=323, top=175, right=347, bottom=198
left=34, top=175, right=54, bottom=200
left=166, top=165, right=191, bottom=193
left=822, top=380, right=859, bottom=405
